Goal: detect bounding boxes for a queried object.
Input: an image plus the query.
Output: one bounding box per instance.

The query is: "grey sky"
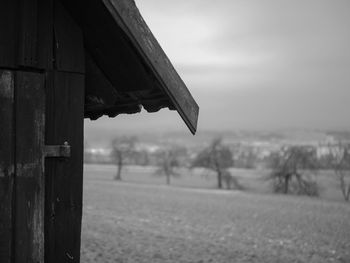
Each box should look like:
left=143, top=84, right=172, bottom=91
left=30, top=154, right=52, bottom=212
left=85, top=0, right=350, bottom=138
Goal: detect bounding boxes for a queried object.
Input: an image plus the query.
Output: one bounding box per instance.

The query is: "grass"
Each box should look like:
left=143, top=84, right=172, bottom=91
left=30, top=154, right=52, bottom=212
left=81, top=164, right=350, bottom=263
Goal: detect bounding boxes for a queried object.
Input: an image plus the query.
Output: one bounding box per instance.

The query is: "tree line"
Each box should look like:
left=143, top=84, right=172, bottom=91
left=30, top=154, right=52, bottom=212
left=88, top=136, right=350, bottom=202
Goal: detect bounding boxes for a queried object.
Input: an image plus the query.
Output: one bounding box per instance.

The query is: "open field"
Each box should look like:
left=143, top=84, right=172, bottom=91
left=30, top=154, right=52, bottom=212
left=81, top=164, right=350, bottom=262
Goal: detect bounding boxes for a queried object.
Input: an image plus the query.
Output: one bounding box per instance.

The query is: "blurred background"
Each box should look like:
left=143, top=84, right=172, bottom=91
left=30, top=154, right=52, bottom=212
left=82, top=1, right=350, bottom=262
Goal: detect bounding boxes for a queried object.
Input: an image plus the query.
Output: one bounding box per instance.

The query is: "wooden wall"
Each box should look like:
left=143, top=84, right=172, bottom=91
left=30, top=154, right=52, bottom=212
left=0, top=1, right=85, bottom=262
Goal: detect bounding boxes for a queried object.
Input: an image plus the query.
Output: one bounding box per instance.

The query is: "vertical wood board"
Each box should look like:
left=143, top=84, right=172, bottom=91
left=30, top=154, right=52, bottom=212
left=0, top=1, right=18, bottom=68
left=54, top=1, right=85, bottom=73
left=18, top=0, right=53, bottom=69
left=17, top=0, right=39, bottom=67
left=37, top=0, right=54, bottom=70
left=15, top=71, right=45, bottom=263
left=45, top=71, right=84, bottom=263
left=0, top=71, right=15, bottom=263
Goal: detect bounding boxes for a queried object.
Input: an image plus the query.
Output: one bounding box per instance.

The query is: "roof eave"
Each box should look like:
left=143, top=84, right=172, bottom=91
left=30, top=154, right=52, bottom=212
left=102, top=0, right=199, bottom=134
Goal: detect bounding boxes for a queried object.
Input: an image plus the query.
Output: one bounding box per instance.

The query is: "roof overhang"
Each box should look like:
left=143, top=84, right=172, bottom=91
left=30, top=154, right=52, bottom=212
left=61, top=0, right=199, bottom=134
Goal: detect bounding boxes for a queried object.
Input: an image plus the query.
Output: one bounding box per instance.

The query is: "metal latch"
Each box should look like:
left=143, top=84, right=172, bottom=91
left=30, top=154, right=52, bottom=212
left=44, top=141, right=71, bottom=158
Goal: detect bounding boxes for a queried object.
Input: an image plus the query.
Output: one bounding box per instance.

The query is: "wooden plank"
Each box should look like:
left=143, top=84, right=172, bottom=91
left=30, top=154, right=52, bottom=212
left=45, top=71, right=84, bottom=263
left=15, top=71, right=45, bottom=263
left=17, top=0, right=39, bottom=67
left=45, top=3, right=85, bottom=260
left=0, top=1, right=18, bottom=68
left=18, top=0, right=54, bottom=69
left=0, top=0, right=53, bottom=69
left=54, top=0, right=85, bottom=73
left=37, top=0, right=54, bottom=70
left=0, top=71, right=15, bottom=263
left=103, top=0, right=199, bottom=134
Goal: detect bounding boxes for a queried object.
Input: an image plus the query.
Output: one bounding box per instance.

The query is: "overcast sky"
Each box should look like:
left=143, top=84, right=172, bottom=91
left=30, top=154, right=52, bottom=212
left=85, top=0, right=350, bottom=139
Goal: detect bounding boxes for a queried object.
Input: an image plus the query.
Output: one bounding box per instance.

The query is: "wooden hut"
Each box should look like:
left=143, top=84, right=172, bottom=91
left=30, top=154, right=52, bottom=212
left=0, top=0, right=199, bottom=262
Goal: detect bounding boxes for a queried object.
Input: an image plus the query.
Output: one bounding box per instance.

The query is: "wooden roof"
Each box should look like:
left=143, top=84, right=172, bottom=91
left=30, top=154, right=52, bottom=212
left=62, top=0, right=199, bottom=134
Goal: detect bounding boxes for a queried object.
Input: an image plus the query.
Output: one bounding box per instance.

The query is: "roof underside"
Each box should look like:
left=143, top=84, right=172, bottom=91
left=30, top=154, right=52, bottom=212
left=61, top=0, right=199, bottom=134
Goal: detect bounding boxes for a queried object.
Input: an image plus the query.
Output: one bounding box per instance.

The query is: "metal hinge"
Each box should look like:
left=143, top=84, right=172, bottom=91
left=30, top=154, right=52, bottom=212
left=44, top=141, right=71, bottom=158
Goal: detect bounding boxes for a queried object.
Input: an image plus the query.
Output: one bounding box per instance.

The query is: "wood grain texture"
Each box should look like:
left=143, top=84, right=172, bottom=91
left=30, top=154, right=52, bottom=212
left=17, top=0, right=39, bottom=67
left=0, top=71, right=15, bottom=263
left=0, top=1, right=18, bottom=68
left=54, top=0, right=84, bottom=73
left=15, top=71, right=45, bottom=263
left=0, top=0, right=53, bottom=69
left=18, top=0, right=53, bottom=69
left=45, top=71, right=84, bottom=263
left=37, top=0, right=54, bottom=70
left=103, top=0, right=199, bottom=134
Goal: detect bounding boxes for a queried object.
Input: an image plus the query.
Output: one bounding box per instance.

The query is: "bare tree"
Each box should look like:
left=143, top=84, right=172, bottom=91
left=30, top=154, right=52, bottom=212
left=191, top=138, right=241, bottom=189
left=111, top=136, right=137, bottom=180
left=221, top=169, right=243, bottom=190
left=155, top=147, right=185, bottom=185
left=327, top=141, right=350, bottom=202
left=267, top=146, right=319, bottom=196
